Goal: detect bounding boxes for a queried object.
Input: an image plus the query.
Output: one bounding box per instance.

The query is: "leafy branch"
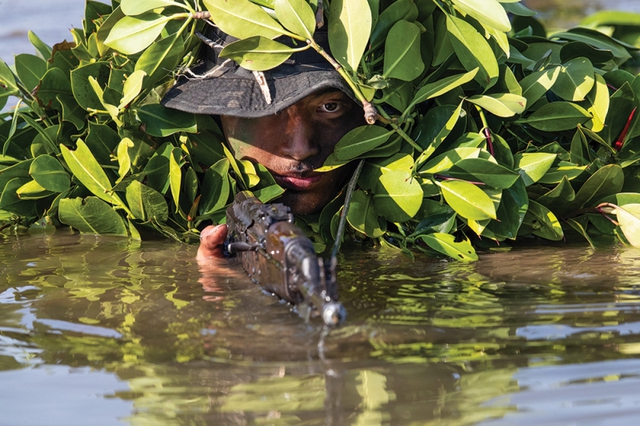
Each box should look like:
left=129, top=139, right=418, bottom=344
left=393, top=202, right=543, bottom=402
left=1, top=0, right=640, bottom=261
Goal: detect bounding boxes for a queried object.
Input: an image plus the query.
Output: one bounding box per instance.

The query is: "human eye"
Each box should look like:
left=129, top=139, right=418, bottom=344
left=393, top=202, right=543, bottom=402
left=317, top=101, right=342, bottom=113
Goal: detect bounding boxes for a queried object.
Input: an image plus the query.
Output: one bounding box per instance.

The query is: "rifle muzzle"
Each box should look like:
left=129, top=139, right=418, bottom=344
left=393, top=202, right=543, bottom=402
left=321, top=301, right=347, bottom=327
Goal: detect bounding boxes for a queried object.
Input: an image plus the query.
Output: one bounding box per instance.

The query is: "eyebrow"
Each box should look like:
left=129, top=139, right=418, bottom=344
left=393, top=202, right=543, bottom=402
left=311, top=89, right=349, bottom=99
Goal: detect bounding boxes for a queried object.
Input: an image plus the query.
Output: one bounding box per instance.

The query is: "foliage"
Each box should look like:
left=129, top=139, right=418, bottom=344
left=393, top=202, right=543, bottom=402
left=2, top=0, right=640, bottom=259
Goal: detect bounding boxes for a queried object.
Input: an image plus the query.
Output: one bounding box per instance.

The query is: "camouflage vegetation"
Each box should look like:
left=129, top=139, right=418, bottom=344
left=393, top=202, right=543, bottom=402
left=1, top=0, right=640, bottom=260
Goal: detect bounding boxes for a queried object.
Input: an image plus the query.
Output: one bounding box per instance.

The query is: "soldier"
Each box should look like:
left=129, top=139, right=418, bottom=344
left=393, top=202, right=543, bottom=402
left=162, top=29, right=365, bottom=259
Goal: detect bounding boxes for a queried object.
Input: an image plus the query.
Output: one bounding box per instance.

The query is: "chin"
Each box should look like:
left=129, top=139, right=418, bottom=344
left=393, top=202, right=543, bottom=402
left=278, top=191, right=326, bottom=215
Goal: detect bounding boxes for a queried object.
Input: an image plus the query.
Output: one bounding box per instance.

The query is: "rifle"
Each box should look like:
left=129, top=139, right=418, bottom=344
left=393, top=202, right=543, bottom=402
left=225, top=191, right=346, bottom=326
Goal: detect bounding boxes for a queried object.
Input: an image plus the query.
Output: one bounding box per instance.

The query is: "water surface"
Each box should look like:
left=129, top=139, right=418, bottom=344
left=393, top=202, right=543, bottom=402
left=2, top=233, right=640, bottom=424
left=3, top=1, right=640, bottom=425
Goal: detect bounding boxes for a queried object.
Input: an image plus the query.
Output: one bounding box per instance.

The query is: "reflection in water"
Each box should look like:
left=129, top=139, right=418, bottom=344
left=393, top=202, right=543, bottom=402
left=2, top=0, right=640, bottom=423
left=3, top=234, right=640, bottom=423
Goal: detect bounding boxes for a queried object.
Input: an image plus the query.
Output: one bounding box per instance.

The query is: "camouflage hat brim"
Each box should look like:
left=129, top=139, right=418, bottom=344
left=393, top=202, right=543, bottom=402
left=161, top=29, right=358, bottom=118
left=161, top=63, right=357, bottom=118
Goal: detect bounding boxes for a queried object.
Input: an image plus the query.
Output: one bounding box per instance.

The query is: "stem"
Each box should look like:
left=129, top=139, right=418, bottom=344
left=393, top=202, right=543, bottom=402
left=190, top=11, right=210, bottom=20
left=331, top=159, right=365, bottom=259
left=474, top=105, right=494, bottom=156
left=377, top=109, right=422, bottom=151
left=309, top=39, right=377, bottom=124
left=613, top=107, right=637, bottom=151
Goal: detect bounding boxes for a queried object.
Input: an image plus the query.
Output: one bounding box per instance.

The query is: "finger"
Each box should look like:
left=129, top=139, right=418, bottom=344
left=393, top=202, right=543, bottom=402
left=197, top=224, right=228, bottom=260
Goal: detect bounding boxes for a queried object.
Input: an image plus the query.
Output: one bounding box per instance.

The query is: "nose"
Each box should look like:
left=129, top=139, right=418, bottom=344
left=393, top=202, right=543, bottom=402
left=279, top=107, right=319, bottom=161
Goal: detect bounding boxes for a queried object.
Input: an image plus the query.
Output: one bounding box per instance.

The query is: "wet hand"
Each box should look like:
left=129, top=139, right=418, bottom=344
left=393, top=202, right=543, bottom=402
left=197, top=224, right=228, bottom=261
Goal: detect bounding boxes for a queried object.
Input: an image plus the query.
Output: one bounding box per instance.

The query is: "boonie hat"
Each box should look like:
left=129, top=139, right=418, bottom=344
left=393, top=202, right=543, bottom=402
left=161, top=27, right=357, bottom=118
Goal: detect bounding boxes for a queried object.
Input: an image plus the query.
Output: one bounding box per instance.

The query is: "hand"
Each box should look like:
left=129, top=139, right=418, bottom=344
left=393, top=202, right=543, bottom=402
left=197, top=224, right=228, bottom=261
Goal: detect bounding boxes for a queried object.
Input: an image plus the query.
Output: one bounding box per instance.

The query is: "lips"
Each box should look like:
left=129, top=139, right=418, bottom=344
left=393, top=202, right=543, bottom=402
left=273, top=173, right=322, bottom=191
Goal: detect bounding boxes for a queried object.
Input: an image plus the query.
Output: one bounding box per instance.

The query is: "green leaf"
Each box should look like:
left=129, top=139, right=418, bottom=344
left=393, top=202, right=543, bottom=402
left=274, top=0, right=316, bottom=39
left=360, top=153, right=414, bottom=190
left=447, top=158, right=520, bottom=189
left=87, top=76, right=120, bottom=124
left=28, top=31, right=52, bottom=59
left=383, top=20, right=424, bottom=81
left=203, top=0, right=288, bottom=40
left=571, top=164, right=625, bottom=209
left=608, top=204, right=640, bottom=248
left=466, top=93, right=527, bottom=117
left=0, top=177, right=39, bottom=216
left=332, top=125, right=394, bottom=162
left=370, top=0, right=418, bottom=47
left=565, top=217, right=595, bottom=248
left=586, top=73, right=609, bottom=133
left=239, top=159, right=260, bottom=188
left=116, top=138, right=134, bottom=182
left=59, top=197, right=129, bottom=236
left=418, top=233, right=478, bottom=262
left=169, top=148, right=182, bottom=211
left=552, top=57, right=595, bottom=102
left=415, top=102, right=464, bottom=166
left=514, top=152, right=557, bottom=186
left=59, top=139, right=125, bottom=207
left=14, top=54, right=47, bottom=92
left=520, top=66, right=561, bottom=107
left=96, top=6, right=125, bottom=56
left=254, top=184, right=286, bottom=203
left=437, top=179, right=497, bottom=220
left=104, top=13, right=171, bottom=55
left=125, top=180, right=169, bottom=222
left=137, top=104, right=197, bottom=137
left=536, top=175, right=576, bottom=215
left=200, top=158, right=231, bottom=215
left=220, top=37, right=300, bottom=71
left=38, top=67, right=72, bottom=109
left=518, top=102, right=592, bottom=132
left=551, top=28, right=631, bottom=62
left=135, top=31, right=185, bottom=88
left=85, top=1, right=113, bottom=35
left=57, top=95, right=87, bottom=131
left=523, top=200, right=564, bottom=241
left=328, top=0, right=372, bottom=72
left=560, top=41, right=615, bottom=65
left=85, top=122, right=120, bottom=166
left=144, top=155, right=170, bottom=194
left=486, top=178, right=529, bottom=239
left=537, top=162, right=587, bottom=184
left=29, top=155, right=71, bottom=192
left=446, top=14, right=499, bottom=88
left=372, top=171, right=423, bottom=223
left=570, top=128, right=591, bottom=166
left=16, top=180, right=54, bottom=200
left=0, top=58, right=19, bottom=95
left=120, top=0, right=186, bottom=16
left=451, top=0, right=511, bottom=32
left=0, top=160, right=33, bottom=189
left=347, top=190, right=385, bottom=238
left=420, top=147, right=487, bottom=175
left=406, top=68, right=478, bottom=113
left=70, top=62, right=110, bottom=112
left=118, top=70, right=146, bottom=109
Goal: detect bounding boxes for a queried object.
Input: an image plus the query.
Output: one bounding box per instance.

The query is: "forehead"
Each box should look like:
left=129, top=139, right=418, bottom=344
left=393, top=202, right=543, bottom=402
left=305, top=88, right=352, bottom=100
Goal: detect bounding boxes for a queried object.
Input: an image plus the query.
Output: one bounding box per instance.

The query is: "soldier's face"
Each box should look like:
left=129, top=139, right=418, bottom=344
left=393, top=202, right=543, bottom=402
left=220, top=90, right=364, bottom=215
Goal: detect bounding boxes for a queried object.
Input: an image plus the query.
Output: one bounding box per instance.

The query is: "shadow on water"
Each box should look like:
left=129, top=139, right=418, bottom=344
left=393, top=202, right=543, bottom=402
left=2, top=233, right=640, bottom=424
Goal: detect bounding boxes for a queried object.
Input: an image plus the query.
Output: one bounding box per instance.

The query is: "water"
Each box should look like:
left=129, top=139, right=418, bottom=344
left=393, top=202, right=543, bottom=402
left=2, top=233, right=640, bottom=424
left=3, top=0, right=640, bottom=424
left=0, top=0, right=85, bottom=64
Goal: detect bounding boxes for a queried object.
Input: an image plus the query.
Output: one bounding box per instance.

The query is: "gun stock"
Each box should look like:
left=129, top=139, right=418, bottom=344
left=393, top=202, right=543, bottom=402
left=225, top=191, right=346, bottom=326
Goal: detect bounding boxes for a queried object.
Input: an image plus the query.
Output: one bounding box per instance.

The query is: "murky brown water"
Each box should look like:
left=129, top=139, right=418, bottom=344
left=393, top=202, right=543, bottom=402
left=3, top=0, right=640, bottom=424
left=3, top=233, right=640, bottom=424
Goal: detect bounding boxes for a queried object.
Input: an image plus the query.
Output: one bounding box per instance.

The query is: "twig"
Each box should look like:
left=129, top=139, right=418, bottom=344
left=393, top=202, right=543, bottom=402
left=331, top=159, right=365, bottom=260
